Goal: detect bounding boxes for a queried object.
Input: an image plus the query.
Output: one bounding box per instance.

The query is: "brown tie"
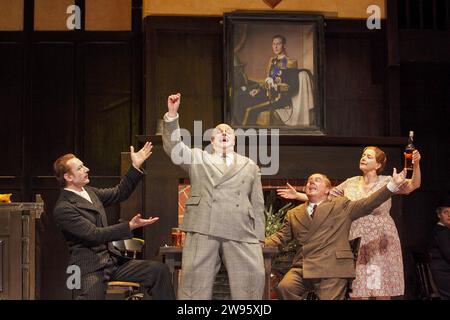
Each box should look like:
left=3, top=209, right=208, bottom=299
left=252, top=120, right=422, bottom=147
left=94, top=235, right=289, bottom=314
left=219, top=155, right=228, bottom=173
left=311, top=204, right=317, bottom=219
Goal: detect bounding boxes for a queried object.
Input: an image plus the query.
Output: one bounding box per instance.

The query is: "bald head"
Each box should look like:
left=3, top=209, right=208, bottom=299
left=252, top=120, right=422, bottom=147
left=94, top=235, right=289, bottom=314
left=211, top=123, right=235, bottom=154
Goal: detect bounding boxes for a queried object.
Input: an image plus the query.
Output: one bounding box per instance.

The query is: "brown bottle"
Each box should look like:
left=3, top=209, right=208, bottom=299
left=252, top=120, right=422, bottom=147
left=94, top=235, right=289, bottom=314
left=404, top=131, right=415, bottom=171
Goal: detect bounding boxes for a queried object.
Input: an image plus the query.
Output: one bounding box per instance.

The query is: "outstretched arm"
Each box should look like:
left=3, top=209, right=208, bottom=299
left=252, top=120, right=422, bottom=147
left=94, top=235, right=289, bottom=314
left=348, top=168, right=407, bottom=221
left=277, top=183, right=308, bottom=202
left=129, top=213, right=159, bottom=230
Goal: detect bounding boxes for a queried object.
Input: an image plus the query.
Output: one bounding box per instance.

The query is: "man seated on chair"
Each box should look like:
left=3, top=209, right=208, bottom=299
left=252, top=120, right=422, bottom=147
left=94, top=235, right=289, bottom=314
left=264, top=170, right=408, bottom=300
left=238, top=34, right=299, bottom=126
left=429, top=195, right=450, bottom=299
left=52, top=143, right=175, bottom=300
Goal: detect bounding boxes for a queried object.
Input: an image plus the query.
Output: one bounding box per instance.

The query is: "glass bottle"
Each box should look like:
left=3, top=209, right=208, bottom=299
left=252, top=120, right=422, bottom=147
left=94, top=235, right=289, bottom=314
left=404, top=131, right=415, bottom=171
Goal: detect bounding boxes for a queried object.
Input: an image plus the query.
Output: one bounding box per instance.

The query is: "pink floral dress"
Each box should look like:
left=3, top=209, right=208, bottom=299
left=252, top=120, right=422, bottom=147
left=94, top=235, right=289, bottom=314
left=331, top=176, right=404, bottom=297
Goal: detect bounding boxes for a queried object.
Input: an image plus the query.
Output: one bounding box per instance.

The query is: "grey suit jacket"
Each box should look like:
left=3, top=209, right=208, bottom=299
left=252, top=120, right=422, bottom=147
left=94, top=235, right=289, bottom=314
left=265, top=185, right=394, bottom=279
left=163, top=118, right=265, bottom=243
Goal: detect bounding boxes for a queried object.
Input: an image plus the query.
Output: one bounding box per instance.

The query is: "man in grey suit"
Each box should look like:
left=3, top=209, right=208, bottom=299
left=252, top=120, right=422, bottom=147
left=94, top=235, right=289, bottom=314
left=265, top=171, right=407, bottom=300
left=53, top=142, right=175, bottom=299
left=163, top=93, right=266, bottom=299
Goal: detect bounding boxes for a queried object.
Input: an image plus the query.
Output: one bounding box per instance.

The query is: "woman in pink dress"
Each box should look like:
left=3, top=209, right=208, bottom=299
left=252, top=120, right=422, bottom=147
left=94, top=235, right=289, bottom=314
left=277, top=146, right=421, bottom=299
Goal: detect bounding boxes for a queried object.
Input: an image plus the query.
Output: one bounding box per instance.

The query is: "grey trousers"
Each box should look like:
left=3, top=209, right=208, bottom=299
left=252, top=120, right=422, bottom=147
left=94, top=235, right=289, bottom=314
left=178, top=232, right=265, bottom=300
left=277, top=267, right=347, bottom=300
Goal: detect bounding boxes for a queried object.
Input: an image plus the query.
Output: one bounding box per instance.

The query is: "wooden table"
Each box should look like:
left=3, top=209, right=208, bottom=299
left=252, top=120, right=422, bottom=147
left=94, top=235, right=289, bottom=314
left=159, top=245, right=278, bottom=299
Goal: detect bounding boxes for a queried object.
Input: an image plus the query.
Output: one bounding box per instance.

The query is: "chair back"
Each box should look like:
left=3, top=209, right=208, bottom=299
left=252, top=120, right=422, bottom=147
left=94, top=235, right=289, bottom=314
left=112, top=238, right=145, bottom=259
left=107, top=238, right=146, bottom=300
left=411, top=251, right=441, bottom=300
left=124, top=238, right=145, bottom=259
left=112, top=240, right=127, bottom=252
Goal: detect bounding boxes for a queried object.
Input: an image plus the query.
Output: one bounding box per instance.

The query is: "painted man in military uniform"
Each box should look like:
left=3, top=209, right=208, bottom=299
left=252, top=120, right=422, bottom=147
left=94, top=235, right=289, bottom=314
left=238, top=35, right=299, bottom=126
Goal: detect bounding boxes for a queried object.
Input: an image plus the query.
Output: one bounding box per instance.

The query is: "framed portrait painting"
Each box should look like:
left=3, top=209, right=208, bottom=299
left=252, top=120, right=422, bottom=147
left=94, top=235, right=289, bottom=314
left=224, top=12, right=325, bottom=135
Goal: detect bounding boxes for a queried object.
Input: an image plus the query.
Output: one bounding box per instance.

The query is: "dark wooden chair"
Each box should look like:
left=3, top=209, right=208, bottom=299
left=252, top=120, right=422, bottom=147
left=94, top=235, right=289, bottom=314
left=411, top=251, right=441, bottom=300
left=106, top=238, right=145, bottom=300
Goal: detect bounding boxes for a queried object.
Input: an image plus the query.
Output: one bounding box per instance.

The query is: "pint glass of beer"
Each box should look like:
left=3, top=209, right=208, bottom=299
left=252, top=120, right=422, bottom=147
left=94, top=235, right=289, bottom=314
left=171, top=227, right=183, bottom=247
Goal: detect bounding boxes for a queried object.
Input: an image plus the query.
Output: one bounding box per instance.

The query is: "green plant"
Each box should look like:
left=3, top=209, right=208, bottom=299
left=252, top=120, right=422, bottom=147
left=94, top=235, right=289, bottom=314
left=264, top=189, right=300, bottom=256
left=264, top=189, right=294, bottom=237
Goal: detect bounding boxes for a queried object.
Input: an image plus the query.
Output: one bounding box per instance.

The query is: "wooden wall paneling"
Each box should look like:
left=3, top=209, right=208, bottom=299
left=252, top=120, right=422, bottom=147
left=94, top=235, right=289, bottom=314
left=144, top=144, right=185, bottom=258
left=386, top=0, right=402, bottom=136
left=81, top=42, right=132, bottom=176
left=31, top=42, right=75, bottom=176
left=33, top=188, right=72, bottom=299
left=8, top=209, right=22, bottom=298
left=21, top=0, right=35, bottom=203
left=131, top=1, right=143, bottom=147
left=0, top=42, right=23, bottom=176
left=144, top=17, right=223, bottom=136
left=324, top=20, right=387, bottom=137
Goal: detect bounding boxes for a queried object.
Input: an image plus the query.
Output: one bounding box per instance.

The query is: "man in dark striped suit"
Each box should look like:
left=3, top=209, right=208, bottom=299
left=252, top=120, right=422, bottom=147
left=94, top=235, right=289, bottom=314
left=53, top=142, right=175, bottom=300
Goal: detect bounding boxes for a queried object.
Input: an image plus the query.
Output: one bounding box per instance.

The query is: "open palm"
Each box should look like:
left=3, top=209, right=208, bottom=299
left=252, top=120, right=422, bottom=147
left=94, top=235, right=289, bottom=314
left=277, top=183, right=298, bottom=200
left=130, top=141, right=153, bottom=169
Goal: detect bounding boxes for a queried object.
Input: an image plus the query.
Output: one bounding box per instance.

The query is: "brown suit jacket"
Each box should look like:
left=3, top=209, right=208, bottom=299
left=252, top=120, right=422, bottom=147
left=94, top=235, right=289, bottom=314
left=265, top=185, right=394, bottom=279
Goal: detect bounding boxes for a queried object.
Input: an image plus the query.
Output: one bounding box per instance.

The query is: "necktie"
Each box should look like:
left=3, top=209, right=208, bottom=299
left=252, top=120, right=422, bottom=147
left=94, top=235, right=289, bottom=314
left=310, top=204, right=317, bottom=219
left=218, top=155, right=228, bottom=173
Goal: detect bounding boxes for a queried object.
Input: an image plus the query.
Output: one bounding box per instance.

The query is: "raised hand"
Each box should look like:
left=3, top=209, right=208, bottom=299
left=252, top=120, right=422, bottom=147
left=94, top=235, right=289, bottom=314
left=397, top=149, right=422, bottom=194
left=277, top=183, right=299, bottom=200
left=392, top=167, right=407, bottom=189
left=129, top=213, right=159, bottom=230
left=412, top=149, right=421, bottom=167
left=130, top=141, right=153, bottom=169
left=167, top=93, right=181, bottom=117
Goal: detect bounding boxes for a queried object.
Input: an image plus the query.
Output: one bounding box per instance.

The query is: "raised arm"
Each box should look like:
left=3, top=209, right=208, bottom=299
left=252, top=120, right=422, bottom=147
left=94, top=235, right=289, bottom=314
left=94, top=165, right=144, bottom=207
left=347, top=168, right=407, bottom=221
left=162, top=93, right=193, bottom=172
left=398, top=150, right=421, bottom=195
left=277, top=183, right=308, bottom=202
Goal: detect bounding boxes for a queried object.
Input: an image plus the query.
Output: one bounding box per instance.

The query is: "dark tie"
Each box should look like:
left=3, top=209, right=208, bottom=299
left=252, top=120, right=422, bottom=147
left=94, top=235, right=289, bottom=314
left=311, top=204, right=317, bottom=219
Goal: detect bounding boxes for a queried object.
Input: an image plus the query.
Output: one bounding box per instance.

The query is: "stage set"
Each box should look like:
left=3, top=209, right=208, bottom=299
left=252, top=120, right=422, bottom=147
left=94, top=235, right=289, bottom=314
left=0, top=0, right=449, bottom=301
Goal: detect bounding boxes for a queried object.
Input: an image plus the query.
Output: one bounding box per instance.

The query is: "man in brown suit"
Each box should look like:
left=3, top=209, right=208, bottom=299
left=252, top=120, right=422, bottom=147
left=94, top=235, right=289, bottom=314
left=265, top=171, right=406, bottom=300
